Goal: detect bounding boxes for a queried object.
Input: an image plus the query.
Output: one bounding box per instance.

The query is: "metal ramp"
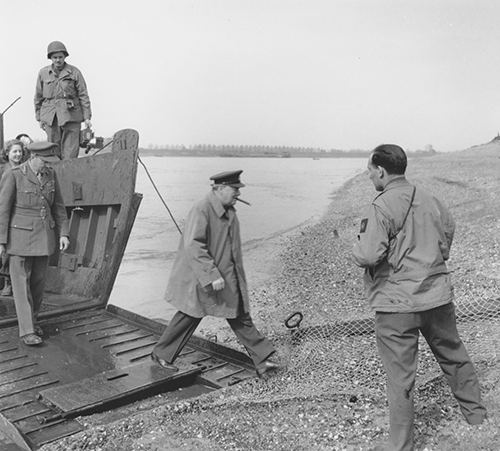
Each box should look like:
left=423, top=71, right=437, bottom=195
left=0, top=308, right=257, bottom=449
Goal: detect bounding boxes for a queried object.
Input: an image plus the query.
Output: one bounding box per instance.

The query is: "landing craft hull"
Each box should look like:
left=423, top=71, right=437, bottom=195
left=0, top=129, right=256, bottom=450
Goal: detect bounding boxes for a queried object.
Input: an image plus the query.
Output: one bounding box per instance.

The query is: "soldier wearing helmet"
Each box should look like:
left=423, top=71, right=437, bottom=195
left=34, top=41, right=92, bottom=159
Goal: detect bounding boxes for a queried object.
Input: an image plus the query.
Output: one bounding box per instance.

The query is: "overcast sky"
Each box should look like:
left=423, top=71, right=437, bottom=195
left=1, top=0, right=499, bottom=152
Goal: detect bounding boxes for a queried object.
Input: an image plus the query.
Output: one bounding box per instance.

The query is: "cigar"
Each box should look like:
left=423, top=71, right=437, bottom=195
left=236, top=198, right=251, bottom=206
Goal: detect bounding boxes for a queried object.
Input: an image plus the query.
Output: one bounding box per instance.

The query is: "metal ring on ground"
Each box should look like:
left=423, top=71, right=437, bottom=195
left=284, top=311, right=303, bottom=329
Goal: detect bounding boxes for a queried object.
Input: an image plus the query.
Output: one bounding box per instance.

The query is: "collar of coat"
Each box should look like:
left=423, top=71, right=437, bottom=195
left=47, top=63, right=75, bottom=78
left=208, top=191, right=235, bottom=219
left=374, top=176, right=409, bottom=201
left=18, top=161, right=51, bottom=185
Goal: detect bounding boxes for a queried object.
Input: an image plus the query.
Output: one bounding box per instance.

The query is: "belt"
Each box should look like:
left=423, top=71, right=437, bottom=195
left=13, top=206, right=49, bottom=219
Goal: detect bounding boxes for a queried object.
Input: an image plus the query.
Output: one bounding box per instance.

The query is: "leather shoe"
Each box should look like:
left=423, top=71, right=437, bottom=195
left=256, top=359, right=281, bottom=378
left=150, top=352, right=178, bottom=372
left=34, top=325, right=44, bottom=337
left=21, top=334, right=43, bottom=346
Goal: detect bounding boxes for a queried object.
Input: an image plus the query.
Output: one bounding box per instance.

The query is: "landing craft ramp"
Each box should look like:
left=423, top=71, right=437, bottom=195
left=0, top=130, right=256, bottom=450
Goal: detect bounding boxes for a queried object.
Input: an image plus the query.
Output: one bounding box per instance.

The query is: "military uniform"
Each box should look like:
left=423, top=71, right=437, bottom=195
left=153, top=171, right=276, bottom=370
left=0, top=147, right=69, bottom=338
left=353, top=176, right=486, bottom=450
left=34, top=63, right=91, bottom=159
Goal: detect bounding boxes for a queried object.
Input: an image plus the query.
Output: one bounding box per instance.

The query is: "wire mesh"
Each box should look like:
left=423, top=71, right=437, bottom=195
left=243, top=294, right=500, bottom=403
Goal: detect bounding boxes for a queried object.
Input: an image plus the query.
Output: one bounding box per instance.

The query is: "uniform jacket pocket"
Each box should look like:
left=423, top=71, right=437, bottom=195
left=12, top=224, right=34, bottom=231
left=11, top=214, right=34, bottom=231
left=42, top=78, right=55, bottom=98
left=60, top=75, right=77, bottom=98
left=18, top=189, right=39, bottom=207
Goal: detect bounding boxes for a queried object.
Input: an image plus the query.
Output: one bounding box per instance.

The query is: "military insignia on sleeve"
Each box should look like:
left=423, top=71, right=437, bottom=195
left=359, top=218, right=368, bottom=233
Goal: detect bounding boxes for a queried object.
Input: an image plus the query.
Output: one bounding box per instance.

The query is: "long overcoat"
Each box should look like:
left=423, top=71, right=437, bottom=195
left=0, top=163, right=69, bottom=256
left=34, top=63, right=92, bottom=127
left=166, top=191, right=250, bottom=319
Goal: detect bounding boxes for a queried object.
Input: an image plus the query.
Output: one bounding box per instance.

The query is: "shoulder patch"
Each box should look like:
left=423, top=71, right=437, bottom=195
left=359, top=218, right=368, bottom=233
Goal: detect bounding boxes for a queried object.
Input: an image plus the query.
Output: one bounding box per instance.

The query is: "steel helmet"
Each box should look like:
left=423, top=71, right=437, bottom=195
left=47, top=41, right=69, bottom=59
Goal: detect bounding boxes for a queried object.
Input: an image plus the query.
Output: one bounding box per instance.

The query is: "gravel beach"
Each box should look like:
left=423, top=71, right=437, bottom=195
left=42, top=142, right=500, bottom=451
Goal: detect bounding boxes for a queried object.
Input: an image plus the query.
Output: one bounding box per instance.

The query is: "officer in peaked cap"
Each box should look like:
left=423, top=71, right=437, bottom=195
left=151, top=169, right=281, bottom=378
left=209, top=170, right=245, bottom=187
left=0, top=140, right=69, bottom=346
left=27, top=141, right=61, bottom=162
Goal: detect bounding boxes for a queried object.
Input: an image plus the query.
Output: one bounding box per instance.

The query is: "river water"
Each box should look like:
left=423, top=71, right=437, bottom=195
left=108, top=156, right=366, bottom=318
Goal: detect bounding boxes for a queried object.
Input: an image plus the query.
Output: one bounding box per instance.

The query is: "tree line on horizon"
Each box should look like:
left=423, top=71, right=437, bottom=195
left=140, top=143, right=437, bottom=158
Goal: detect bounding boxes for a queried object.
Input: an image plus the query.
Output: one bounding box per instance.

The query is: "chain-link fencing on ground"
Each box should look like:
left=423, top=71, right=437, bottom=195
left=236, top=291, right=500, bottom=404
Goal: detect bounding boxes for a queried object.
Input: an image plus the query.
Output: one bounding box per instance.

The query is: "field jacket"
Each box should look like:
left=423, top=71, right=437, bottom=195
left=34, top=63, right=92, bottom=127
left=352, top=177, right=455, bottom=312
left=0, top=162, right=69, bottom=256
left=166, top=191, right=250, bottom=318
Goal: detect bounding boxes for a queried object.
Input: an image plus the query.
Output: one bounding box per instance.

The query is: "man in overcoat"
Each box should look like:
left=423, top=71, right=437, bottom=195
left=0, top=142, right=69, bottom=346
left=151, top=170, right=280, bottom=377
left=352, top=144, right=486, bottom=450
left=34, top=41, right=92, bottom=159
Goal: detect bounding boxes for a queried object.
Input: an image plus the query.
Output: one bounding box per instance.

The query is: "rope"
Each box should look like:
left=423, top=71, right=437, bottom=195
left=90, top=141, right=182, bottom=234
left=90, top=138, right=114, bottom=156
left=1, top=96, right=21, bottom=116
left=137, top=155, right=182, bottom=235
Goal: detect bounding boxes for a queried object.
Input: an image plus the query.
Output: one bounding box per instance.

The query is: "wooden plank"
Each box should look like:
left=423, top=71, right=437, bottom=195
left=176, top=350, right=213, bottom=366
left=0, top=351, right=27, bottom=363
left=0, top=345, right=18, bottom=354
left=114, top=346, right=155, bottom=363
left=26, top=420, right=83, bottom=448
left=0, top=376, right=59, bottom=399
left=0, top=392, right=39, bottom=413
left=39, top=361, right=201, bottom=414
left=14, top=417, right=67, bottom=435
left=54, top=313, right=105, bottom=329
left=4, top=403, right=51, bottom=423
left=113, top=339, right=158, bottom=356
left=102, top=335, right=156, bottom=352
left=0, top=368, right=48, bottom=387
left=0, top=362, right=37, bottom=377
left=87, top=325, right=140, bottom=341
left=74, top=320, right=125, bottom=336
left=60, top=316, right=113, bottom=330
left=98, top=331, right=153, bottom=347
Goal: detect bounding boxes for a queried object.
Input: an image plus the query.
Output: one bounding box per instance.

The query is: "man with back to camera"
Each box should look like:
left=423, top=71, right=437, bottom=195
left=150, top=170, right=281, bottom=378
left=34, top=41, right=92, bottom=159
left=352, top=144, right=487, bottom=450
left=0, top=142, right=69, bottom=346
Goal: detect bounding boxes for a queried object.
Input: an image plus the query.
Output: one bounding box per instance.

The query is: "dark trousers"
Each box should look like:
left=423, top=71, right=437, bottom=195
left=46, top=117, right=80, bottom=159
left=375, top=303, right=487, bottom=451
left=9, top=255, right=48, bottom=337
left=152, top=310, right=275, bottom=367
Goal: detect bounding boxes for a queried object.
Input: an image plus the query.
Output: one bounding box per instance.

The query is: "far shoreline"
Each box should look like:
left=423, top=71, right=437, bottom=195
left=138, top=149, right=437, bottom=159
